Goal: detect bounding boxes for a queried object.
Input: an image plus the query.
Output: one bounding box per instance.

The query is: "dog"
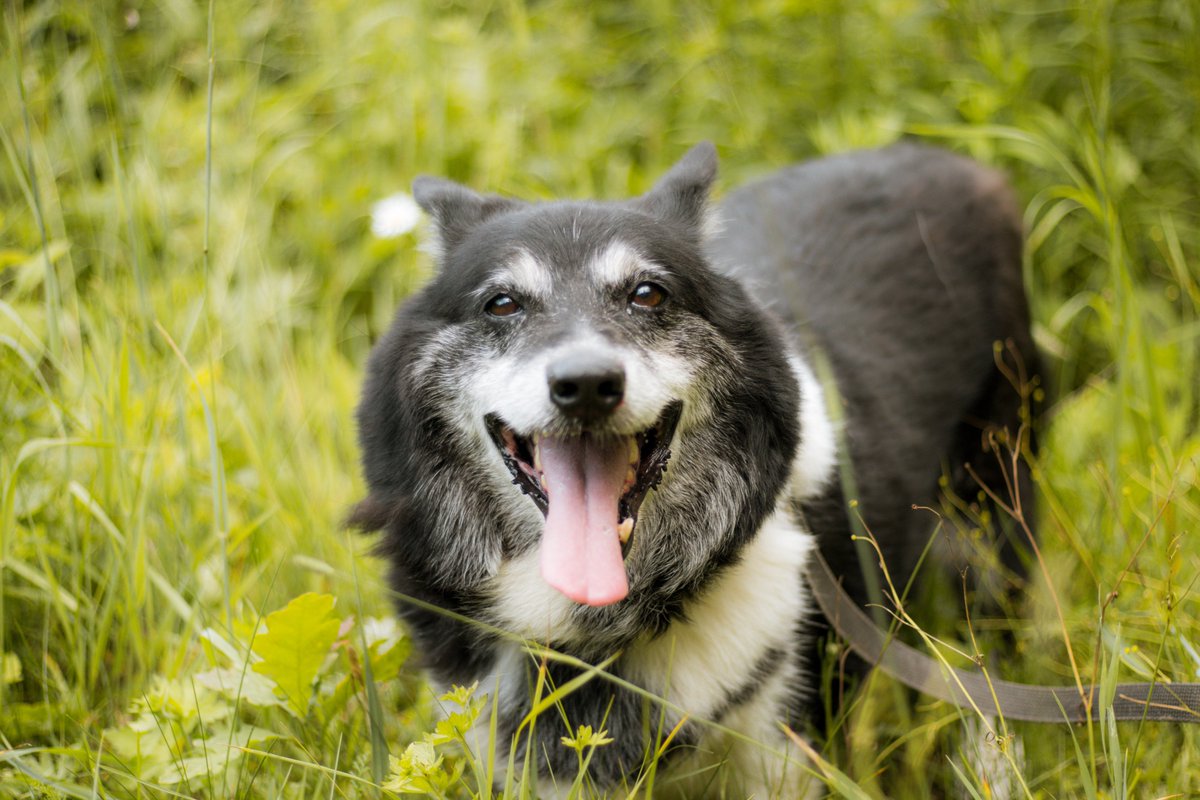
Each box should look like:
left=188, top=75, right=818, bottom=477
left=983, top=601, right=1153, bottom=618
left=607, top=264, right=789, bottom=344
left=350, top=141, right=1037, bottom=797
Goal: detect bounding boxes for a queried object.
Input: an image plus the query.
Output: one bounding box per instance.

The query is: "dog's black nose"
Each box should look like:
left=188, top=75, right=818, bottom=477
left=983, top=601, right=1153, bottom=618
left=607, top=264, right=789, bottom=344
left=547, top=352, right=625, bottom=421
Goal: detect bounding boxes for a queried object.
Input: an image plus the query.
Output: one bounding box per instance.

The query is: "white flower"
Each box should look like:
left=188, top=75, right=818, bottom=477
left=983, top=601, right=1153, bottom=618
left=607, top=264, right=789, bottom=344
left=371, top=192, right=421, bottom=238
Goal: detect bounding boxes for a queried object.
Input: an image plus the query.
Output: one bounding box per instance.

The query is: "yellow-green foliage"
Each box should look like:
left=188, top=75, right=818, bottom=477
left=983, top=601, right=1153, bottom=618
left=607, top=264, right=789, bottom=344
left=2, top=0, right=1198, bottom=797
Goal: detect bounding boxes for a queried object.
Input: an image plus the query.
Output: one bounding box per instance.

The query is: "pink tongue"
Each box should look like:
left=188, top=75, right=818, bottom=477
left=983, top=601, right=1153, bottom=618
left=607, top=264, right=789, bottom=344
left=537, top=434, right=631, bottom=606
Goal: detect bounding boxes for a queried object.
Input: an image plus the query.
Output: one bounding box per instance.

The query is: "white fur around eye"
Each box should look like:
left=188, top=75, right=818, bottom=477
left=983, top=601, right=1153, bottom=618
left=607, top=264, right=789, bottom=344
left=588, top=241, right=646, bottom=288
left=487, top=249, right=552, bottom=302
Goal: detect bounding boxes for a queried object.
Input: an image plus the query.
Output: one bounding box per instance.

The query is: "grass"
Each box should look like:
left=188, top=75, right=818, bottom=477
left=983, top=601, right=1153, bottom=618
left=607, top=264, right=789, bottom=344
left=2, top=0, right=1198, bottom=796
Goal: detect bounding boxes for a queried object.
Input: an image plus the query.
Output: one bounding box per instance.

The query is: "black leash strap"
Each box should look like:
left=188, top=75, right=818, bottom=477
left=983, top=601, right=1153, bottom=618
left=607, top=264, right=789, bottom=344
left=806, top=551, right=1200, bottom=723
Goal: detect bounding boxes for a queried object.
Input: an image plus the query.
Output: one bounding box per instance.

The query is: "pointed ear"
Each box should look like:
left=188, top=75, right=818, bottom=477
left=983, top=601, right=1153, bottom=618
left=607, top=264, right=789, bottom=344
left=637, top=142, right=718, bottom=233
left=411, top=176, right=520, bottom=255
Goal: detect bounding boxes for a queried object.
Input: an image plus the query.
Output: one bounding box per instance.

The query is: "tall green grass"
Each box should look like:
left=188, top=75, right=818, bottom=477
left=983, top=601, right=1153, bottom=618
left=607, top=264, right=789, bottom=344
left=2, top=0, right=1198, bottom=796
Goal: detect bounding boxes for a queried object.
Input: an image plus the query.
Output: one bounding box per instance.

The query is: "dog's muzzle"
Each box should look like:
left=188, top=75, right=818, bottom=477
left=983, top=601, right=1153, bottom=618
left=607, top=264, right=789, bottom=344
left=484, top=385, right=682, bottom=608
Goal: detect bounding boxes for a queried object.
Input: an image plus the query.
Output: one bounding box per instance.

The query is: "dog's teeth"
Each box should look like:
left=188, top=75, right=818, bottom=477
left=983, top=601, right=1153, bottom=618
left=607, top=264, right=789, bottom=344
left=533, top=438, right=542, bottom=472
left=618, top=517, right=634, bottom=544
left=627, top=437, right=639, bottom=466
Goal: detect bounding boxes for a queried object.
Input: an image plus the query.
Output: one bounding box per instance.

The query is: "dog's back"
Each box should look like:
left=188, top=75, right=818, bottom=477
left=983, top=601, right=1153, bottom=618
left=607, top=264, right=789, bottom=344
left=710, top=142, right=1037, bottom=609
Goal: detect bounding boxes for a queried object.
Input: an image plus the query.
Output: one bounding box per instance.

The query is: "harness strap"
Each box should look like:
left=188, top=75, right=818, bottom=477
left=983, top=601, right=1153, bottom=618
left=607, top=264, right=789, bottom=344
left=805, top=549, right=1200, bottom=723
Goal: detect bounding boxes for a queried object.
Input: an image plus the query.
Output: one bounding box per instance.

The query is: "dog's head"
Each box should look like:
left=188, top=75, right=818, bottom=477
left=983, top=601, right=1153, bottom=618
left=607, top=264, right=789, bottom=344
left=353, top=144, right=800, bottom=644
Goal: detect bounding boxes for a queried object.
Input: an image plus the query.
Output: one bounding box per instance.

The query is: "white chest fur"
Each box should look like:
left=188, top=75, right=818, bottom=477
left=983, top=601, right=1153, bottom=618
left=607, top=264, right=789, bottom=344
left=623, top=508, right=818, bottom=797
left=625, top=509, right=813, bottom=719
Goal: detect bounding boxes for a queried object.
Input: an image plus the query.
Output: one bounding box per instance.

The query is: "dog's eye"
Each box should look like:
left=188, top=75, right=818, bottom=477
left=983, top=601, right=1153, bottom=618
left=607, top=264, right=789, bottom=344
left=629, top=282, right=667, bottom=309
left=485, top=294, right=522, bottom=317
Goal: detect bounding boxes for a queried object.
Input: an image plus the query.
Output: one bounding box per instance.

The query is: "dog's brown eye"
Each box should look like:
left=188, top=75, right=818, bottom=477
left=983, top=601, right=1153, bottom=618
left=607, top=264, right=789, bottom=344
left=485, top=294, right=521, bottom=317
left=630, top=282, right=667, bottom=309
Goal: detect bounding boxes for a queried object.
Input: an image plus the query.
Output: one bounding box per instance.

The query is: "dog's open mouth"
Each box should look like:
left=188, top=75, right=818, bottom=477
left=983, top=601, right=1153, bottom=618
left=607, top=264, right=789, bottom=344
left=485, top=401, right=682, bottom=607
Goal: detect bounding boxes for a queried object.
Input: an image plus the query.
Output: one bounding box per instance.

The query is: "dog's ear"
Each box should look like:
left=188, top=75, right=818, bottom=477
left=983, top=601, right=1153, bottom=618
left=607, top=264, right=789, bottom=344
left=637, top=142, right=718, bottom=235
left=412, top=176, right=520, bottom=256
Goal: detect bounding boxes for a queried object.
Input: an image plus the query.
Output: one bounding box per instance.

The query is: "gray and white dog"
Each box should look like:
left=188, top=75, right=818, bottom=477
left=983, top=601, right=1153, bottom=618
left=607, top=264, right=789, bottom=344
left=351, top=142, right=1036, bottom=796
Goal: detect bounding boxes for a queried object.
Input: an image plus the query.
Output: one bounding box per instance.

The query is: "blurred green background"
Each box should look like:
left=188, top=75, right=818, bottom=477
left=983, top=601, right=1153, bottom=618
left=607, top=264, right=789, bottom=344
left=2, top=0, right=1199, bottom=797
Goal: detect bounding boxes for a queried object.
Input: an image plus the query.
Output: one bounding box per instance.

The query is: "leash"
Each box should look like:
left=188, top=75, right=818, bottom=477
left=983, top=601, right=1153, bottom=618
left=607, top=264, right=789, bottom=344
left=805, top=549, right=1200, bottom=723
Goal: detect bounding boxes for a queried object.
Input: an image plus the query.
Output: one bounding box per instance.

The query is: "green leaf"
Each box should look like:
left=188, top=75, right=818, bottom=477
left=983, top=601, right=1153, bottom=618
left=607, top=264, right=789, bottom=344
left=370, top=635, right=411, bottom=684
left=429, top=683, right=485, bottom=745
left=251, top=593, right=340, bottom=716
left=561, top=724, right=613, bottom=752
left=194, top=667, right=286, bottom=709
left=156, top=750, right=237, bottom=787
left=383, top=741, right=451, bottom=795
left=2, top=652, right=21, bottom=686
left=131, top=677, right=229, bottom=728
